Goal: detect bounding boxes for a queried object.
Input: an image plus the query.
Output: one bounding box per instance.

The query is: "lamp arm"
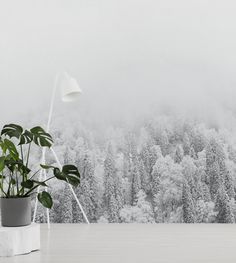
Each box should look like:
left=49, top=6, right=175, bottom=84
left=33, top=74, right=59, bottom=225
left=46, top=74, right=59, bottom=133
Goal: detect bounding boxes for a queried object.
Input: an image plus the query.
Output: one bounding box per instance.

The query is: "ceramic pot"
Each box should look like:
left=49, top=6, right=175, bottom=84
left=1, top=196, right=31, bottom=227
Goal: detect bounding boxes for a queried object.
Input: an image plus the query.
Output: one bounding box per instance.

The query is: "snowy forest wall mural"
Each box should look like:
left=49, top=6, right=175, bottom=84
left=31, top=112, right=236, bottom=224
left=2, top=1, right=236, bottom=224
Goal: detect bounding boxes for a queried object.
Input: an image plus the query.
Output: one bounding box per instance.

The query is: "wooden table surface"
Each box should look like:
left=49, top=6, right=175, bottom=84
left=1, top=224, right=236, bottom=263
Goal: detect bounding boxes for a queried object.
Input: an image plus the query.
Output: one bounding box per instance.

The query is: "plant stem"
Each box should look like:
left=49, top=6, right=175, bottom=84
left=1, top=171, right=4, bottom=197
left=29, top=169, right=40, bottom=180
left=24, top=176, right=55, bottom=196
left=24, top=185, right=39, bottom=196
left=26, top=143, right=31, bottom=168
left=7, top=173, right=13, bottom=196
left=0, top=182, right=7, bottom=197
left=15, top=171, right=19, bottom=195
left=43, top=176, right=55, bottom=183
left=20, top=144, right=25, bottom=194
left=20, top=145, right=24, bottom=164
left=18, top=169, right=41, bottom=195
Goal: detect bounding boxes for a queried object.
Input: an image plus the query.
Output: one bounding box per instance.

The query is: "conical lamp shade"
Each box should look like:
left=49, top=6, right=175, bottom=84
left=59, top=72, right=82, bottom=102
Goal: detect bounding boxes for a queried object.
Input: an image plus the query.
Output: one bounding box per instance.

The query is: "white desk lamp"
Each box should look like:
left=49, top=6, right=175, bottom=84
left=32, top=72, right=90, bottom=227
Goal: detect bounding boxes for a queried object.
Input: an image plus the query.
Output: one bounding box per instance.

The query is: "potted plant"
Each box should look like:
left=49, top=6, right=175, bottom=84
left=0, top=124, right=80, bottom=227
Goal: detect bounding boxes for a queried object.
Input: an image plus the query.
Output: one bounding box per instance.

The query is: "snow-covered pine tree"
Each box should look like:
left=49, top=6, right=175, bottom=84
left=151, top=162, right=161, bottom=198
left=130, top=160, right=141, bottom=205
left=206, top=138, right=227, bottom=201
left=59, top=184, right=73, bottom=223
left=120, top=190, right=154, bottom=223
left=174, top=144, right=184, bottom=163
left=113, top=172, right=124, bottom=216
left=191, top=127, right=206, bottom=153
left=149, top=145, right=162, bottom=169
left=104, top=144, right=116, bottom=208
left=140, top=143, right=152, bottom=175
left=208, top=161, right=222, bottom=201
left=104, top=143, right=123, bottom=222
left=183, top=133, right=191, bottom=155
left=80, top=153, right=99, bottom=222
left=201, top=182, right=211, bottom=202
left=181, top=156, right=197, bottom=199
left=109, top=195, right=120, bottom=222
left=138, top=158, right=150, bottom=193
left=189, top=145, right=197, bottom=159
left=195, top=200, right=216, bottom=223
left=224, top=170, right=235, bottom=200
left=215, top=186, right=234, bottom=223
left=182, top=181, right=195, bottom=223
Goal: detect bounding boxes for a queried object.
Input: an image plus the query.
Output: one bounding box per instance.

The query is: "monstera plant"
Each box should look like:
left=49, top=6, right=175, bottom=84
left=0, top=124, right=80, bottom=227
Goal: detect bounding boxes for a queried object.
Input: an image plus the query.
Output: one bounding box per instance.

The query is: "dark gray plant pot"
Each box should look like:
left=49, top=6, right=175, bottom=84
left=1, top=196, right=31, bottom=227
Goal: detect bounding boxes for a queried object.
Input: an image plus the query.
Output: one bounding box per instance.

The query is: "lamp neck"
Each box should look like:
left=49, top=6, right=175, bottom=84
left=46, top=74, right=59, bottom=133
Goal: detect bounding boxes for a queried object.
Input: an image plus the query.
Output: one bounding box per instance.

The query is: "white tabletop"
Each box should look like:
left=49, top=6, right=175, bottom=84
left=0, top=223, right=40, bottom=257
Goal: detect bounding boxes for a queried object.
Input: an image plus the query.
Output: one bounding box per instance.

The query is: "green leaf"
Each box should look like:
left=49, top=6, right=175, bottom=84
left=53, top=165, right=80, bottom=187
left=62, top=165, right=80, bottom=178
left=66, top=175, right=80, bottom=187
left=4, top=158, right=16, bottom=172
left=38, top=191, right=53, bottom=209
left=0, top=156, right=5, bottom=172
left=62, top=165, right=80, bottom=187
left=0, top=139, right=7, bottom=154
left=4, top=158, right=30, bottom=174
left=18, top=162, right=31, bottom=175
left=53, top=167, right=66, bottom=180
left=1, top=124, right=23, bottom=139
left=21, top=180, right=34, bottom=189
left=30, top=126, right=53, bottom=148
left=3, top=139, right=19, bottom=160
left=19, top=130, right=33, bottom=145
left=40, top=164, right=55, bottom=169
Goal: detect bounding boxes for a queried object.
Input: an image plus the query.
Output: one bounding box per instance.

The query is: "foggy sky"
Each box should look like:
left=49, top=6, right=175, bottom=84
left=1, top=0, right=236, bottom=127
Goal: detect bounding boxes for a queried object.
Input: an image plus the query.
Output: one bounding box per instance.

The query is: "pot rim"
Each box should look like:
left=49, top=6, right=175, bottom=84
left=0, top=195, right=31, bottom=199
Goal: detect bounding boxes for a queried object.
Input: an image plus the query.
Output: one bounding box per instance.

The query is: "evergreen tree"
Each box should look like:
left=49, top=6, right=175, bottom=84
left=81, top=153, right=98, bottom=222
left=224, top=171, right=235, bottom=199
left=140, top=144, right=152, bottom=175
left=113, top=172, right=124, bottom=214
left=104, top=144, right=123, bottom=222
left=215, top=187, right=234, bottom=223
left=104, top=144, right=116, bottom=207
left=151, top=162, right=161, bottom=197
left=174, top=145, right=184, bottom=163
left=191, top=128, right=206, bottom=153
left=149, top=145, right=162, bottom=169
left=183, top=133, right=191, bottom=155
left=159, top=130, right=169, bottom=156
left=50, top=190, right=63, bottom=223
left=189, top=145, right=197, bottom=159
left=120, top=190, right=154, bottom=223
left=201, top=182, right=211, bottom=202
left=60, top=184, right=73, bottom=223
left=138, top=159, right=150, bottom=193
left=206, top=138, right=227, bottom=201
left=109, top=195, right=120, bottom=222
left=130, top=161, right=141, bottom=205
left=181, top=156, right=196, bottom=199
left=153, top=193, right=163, bottom=223
left=209, top=161, right=222, bottom=200
left=182, top=181, right=195, bottom=223
left=195, top=200, right=216, bottom=223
